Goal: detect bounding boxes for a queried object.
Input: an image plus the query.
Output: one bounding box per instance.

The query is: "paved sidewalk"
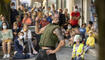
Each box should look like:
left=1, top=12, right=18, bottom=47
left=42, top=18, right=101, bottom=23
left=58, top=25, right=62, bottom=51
left=56, top=48, right=97, bottom=60
left=0, top=47, right=97, bottom=60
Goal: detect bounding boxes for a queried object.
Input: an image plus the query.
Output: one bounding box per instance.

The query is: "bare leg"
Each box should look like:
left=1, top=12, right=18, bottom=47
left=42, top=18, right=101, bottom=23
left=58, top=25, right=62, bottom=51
left=7, top=42, right=11, bottom=54
left=2, top=42, right=7, bottom=54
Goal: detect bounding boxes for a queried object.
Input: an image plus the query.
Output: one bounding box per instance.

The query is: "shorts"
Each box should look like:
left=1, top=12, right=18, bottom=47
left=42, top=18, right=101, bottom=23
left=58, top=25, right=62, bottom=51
left=3, top=40, right=12, bottom=43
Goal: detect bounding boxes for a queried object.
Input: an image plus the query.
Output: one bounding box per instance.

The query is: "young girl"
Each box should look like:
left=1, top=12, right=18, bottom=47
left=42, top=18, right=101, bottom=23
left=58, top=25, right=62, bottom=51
left=85, top=31, right=95, bottom=52
left=72, top=35, right=85, bottom=60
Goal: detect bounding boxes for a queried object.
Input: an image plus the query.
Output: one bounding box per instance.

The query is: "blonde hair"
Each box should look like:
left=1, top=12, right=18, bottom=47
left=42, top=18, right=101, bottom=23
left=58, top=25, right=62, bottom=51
left=88, top=30, right=93, bottom=34
left=23, top=24, right=28, bottom=28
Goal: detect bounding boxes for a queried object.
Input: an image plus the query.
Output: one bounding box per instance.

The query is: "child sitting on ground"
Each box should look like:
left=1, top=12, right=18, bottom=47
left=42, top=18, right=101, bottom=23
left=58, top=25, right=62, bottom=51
left=71, top=35, right=85, bottom=60
left=85, top=31, right=95, bottom=52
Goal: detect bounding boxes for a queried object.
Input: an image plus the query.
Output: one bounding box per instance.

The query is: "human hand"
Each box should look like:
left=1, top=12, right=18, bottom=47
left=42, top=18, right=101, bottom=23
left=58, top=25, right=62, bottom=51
left=14, top=51, right=17, bottom=55
left=46, top=50, right=56, bottom=55
left=14, top=32, right=17, bottom=35
left=35, top=17, right=39, bottom=22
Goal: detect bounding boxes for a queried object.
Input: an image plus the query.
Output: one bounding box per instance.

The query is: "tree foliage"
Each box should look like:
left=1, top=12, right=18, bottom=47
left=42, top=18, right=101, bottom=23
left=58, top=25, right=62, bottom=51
left=0, top=0, right=10, bottom=24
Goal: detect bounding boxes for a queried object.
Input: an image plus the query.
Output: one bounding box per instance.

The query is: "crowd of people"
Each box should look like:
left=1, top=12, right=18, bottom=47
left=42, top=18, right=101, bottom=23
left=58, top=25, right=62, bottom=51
left=0, top=2, right=98, bottom=60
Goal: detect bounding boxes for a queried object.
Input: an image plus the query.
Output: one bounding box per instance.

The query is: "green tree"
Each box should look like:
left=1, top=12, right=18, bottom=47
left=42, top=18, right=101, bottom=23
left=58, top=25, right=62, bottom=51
left=0, top=0, right=10, bottom=26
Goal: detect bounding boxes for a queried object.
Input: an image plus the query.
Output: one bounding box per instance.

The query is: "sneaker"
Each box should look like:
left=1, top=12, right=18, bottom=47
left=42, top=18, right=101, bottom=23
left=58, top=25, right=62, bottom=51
left=33, top=50, right=38, bottom=54
left=3, top=54, right=7, bottom=59
left=6, top=54, right=10, bottom=58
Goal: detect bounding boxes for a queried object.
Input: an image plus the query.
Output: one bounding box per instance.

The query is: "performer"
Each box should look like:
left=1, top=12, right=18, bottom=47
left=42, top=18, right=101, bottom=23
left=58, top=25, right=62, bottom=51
left=35, top=14, right=65, bottom=60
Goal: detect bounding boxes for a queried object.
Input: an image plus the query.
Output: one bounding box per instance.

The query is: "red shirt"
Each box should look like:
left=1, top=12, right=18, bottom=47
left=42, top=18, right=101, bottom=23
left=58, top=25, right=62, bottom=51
left=71, top=11, right=80, bottom=17
left=22, top=18, right=32, bottom=25
left=70, top=20, right=78, bottom=26
left=70, top=11, right=80, bottom=26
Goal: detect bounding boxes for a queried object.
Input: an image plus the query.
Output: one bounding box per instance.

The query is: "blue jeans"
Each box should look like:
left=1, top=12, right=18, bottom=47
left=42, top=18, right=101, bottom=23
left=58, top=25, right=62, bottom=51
left=24, top=38, right=34, bottom=53
left=13, top=52, right=30, bottom=59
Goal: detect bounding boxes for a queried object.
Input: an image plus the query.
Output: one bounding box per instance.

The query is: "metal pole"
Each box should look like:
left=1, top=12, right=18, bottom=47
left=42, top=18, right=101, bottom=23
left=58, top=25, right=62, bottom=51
left=82, top=0, right=84, bottom=24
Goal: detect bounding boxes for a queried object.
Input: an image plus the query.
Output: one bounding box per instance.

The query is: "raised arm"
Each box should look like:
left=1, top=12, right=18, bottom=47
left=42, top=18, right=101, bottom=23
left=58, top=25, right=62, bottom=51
left=35, top=17, right=46, bottom=34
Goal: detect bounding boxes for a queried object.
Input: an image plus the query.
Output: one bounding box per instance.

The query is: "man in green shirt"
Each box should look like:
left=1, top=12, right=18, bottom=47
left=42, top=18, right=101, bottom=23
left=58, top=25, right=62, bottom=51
left=35, top=14, right=65, bottom=60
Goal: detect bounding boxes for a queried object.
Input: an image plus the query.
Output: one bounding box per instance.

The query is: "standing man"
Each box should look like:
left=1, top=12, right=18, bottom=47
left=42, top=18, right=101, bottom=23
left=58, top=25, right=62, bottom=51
left=10, top=2, right=18, bottom=27
left=35, top=14, right=65, bottom=60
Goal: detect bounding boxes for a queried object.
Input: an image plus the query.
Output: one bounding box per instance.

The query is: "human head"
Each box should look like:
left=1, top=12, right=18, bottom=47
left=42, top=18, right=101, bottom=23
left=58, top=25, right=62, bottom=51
left=88, top=21, right=93, bottom=27
left=18, top=32, right=24, bottom=40
left=74, top=27, right=80, bottom=34
left=64, top=8, right=68, bottom=12
left=82, top=23, right=86, bottom=28
left=2, top=22, right=8, bottom=30
left=27, top=12, right=31, bottom=17
left=1, top=16, right=5, bottom=21
left=13, top=22, right=18, bottom=29
left=23, top=24, right=28, bottom=32
left=16, top=15, right=20, bottom=22
left=74, top=35, right=82, bottom=43
left=58, top=9, right=63, bottom=13
left=88, top=31, right=93, bottom=37
left=63, top=8, right=68, bottom=14
left=24, top=13, right=28, bottom=19
left=19, top=4, right=24, bottom=10
left=68, top=24, right=72, bottom=30
left=74, top=5, right=78, bottom=12
left=10, top=2, right=15, bottom=9
left=52, top=14, right=59, bottom=24
left=48, top=7, right=51, bottom=11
